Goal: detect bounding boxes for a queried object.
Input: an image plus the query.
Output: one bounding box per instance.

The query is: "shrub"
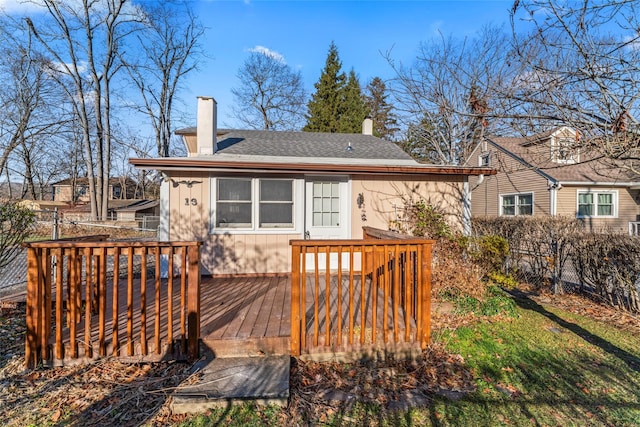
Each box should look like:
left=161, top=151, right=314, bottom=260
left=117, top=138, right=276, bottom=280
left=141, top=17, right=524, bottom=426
left=403, top=199, right=452, bottom=240
left=0, top=202, right=36, bottom=271
left=469, top=234, right=509, bottom=276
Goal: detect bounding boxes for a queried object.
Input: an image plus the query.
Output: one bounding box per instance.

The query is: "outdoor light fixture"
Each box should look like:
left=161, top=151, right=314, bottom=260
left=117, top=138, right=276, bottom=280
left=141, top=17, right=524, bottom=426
left=171, top=179, right=202, bottom=188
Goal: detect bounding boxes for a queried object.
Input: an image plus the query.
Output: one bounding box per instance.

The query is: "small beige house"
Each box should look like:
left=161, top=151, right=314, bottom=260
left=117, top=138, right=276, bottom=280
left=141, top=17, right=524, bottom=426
left=52, top=177, right=139, bottom=203
left=468, top=127, right=640, bottom=234
left=131, top=97, right=492, bottom=275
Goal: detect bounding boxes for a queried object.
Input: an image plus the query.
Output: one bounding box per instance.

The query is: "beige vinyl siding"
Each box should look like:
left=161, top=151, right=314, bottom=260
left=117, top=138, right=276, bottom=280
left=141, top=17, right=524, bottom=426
left=469, top=148, right=550, bottom=217
left=350, top=175, right=465, bottom=236
left=168, top=171, right=211, bottom=241
left=167, top=171, right=468, bottom=275
left=167, top=171, right=300, bottom=275
left=556, top=186, right=640, bottom=233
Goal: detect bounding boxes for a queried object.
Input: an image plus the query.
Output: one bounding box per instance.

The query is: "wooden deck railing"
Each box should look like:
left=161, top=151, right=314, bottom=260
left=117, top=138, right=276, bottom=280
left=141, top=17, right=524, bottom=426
left=23, top=238, right=201, bottom=368
left=290, top=230, right=434, bottom=356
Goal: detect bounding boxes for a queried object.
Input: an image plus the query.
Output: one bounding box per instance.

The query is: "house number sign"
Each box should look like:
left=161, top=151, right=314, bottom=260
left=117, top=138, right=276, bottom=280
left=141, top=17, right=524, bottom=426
left=185, top=198, right=198, bottom=206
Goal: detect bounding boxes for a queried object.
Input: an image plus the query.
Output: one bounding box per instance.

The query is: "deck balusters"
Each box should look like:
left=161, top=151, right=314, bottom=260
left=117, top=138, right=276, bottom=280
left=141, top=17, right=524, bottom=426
left=290, top=229, right=434, bottom=356
left=24, top=238, right=201, bottom=368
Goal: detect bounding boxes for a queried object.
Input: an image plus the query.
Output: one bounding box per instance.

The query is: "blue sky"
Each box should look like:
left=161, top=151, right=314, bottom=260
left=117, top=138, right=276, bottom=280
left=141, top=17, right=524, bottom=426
left=0, top=0, right=515, bottom=129
left=183, top=0, right=514, bottom=127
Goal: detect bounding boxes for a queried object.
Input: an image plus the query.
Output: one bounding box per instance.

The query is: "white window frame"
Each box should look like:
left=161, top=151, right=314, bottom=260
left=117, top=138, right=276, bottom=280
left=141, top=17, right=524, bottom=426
left=479, top=152, right=491, bottom=167
left=500, top=192, right=534, bottom=216
left=210, top=176, right=303, bottom=234
left=576, top=190, right=617, bottom=218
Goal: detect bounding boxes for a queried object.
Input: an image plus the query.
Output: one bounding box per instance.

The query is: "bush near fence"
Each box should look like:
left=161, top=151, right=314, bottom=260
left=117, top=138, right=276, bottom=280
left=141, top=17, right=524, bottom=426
left=473, top=216, right=640, bottom=313
left=395, top=200, right=510, bottom=301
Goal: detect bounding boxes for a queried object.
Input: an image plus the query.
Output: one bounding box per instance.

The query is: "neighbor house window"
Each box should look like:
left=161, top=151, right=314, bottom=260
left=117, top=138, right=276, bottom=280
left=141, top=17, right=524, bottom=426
left=479, top=153, right=491, bottom=167
left=500, top=193, right=533, bottom=216
left=577, top=191, right=616, bottom=217
left=215, top=178, right=294, bottom=230
left=552, top=138, right=579, bottom=164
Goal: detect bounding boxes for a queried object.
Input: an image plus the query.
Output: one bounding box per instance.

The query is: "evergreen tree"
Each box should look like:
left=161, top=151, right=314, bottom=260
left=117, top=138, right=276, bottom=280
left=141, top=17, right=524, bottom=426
left=338, top=70, right=368, bottom=133
left=365, top=77, right=399, bottom=140
left=303, top=42, right=346, bottom=133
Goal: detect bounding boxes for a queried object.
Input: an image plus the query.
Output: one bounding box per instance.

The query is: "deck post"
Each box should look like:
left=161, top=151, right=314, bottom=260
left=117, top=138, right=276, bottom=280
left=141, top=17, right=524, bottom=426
left=290, top=244, right=301, bottom=356
left=25, top=247, right=39, bottom=368
left=420, top=243, right=432, bottom=349
left=187, top=244, right=201, bottom=360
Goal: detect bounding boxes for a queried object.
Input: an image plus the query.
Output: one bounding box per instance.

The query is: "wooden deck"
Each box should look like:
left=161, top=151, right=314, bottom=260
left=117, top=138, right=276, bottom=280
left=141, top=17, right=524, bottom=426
left=37, top=272, right=420, bottom=363
left=200, top=275, right=292, bottom=357
left=202, top=273, right=419, bottom=357
left=22, top=232, right=433, bottom=367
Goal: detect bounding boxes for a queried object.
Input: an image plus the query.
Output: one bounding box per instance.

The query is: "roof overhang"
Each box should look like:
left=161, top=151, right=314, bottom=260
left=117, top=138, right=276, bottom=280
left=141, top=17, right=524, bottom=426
left=560, top=181, right=640, bottom=188
left=129, top=157, right=496, bottom=177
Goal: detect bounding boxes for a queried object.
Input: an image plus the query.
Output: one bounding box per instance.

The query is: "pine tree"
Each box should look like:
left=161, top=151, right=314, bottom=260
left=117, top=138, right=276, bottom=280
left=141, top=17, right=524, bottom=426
left=303, top=42, right=346, bottom=133
left=338, top=70, right=368, bottom=133
left=365, top=77, right=399, bottom=140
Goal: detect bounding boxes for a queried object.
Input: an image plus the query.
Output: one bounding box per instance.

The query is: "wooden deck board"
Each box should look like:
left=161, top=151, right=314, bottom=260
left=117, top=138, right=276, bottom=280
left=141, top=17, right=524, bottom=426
left=44, top=270, right=419, bottom=363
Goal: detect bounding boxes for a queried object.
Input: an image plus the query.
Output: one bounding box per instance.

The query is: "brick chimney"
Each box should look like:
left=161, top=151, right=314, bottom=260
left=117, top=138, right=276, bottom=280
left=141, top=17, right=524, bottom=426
left=197, top=96, right=217, bottom=155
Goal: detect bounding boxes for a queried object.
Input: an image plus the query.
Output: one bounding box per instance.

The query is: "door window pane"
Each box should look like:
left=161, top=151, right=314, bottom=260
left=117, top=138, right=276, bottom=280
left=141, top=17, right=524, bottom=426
left=313, top=181, right=340, bottom=226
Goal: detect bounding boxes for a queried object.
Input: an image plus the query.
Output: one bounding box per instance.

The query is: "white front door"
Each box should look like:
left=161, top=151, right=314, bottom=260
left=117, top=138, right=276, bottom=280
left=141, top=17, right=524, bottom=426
left=305, top=178, right=350, bottom=269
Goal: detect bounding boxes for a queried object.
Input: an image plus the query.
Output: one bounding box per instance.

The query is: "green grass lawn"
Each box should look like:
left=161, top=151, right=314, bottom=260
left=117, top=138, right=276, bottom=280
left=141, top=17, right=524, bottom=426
left=179, top=293, right=640, bottom=426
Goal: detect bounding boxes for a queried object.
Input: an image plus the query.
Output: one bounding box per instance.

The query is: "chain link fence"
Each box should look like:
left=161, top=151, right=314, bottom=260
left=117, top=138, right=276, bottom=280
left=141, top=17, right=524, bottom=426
left=474, top=216, right=640, bottom=313
left=1, top=208, right=160, bottom=299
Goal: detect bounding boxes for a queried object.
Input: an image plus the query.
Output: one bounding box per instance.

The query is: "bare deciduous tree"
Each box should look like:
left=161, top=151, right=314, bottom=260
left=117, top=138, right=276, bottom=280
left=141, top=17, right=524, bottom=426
left=25, top=0, right=143, bottom=220
left=388, top=25, right=517, bottom=165
left=509, top=0, right=640, bottom=173
left=232, top=50, right=307, bottom=130
left=123, top=1, right=204, bottom=157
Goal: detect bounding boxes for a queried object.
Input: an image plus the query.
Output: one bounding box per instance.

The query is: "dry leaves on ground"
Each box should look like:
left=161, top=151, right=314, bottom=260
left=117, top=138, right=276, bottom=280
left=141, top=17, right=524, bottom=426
left=521, top=285, right=640, bottom=334
left=286, top=343, right=475, bottom=422
left=0, top=304, right=200, bottom=427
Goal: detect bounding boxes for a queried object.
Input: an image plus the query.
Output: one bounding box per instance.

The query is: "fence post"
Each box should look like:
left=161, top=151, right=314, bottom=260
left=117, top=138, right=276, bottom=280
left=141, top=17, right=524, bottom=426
left=187, top=244, right=201, bottom=360
left=551, top=239, right=559, bottom=294
left=290, top=243, right=301, bottom=356
left=420, top=243, right=432, bottom=349
left=52, top=208, right=59, bottom=240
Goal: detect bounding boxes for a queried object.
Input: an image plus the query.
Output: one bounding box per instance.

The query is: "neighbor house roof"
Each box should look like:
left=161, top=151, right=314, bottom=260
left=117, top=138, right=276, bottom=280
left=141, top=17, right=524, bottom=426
left=136, top=128, right=494, bottom=176
left=114, top=199, right=159, bottom=213
left=52, top=177, right=136, bottom=186
left=487, top=134, right=640, bottom=185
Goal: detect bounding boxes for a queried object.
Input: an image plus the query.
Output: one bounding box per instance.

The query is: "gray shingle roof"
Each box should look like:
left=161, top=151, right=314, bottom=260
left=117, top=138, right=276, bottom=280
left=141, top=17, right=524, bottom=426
left=177, top=128, right=416, bottom=163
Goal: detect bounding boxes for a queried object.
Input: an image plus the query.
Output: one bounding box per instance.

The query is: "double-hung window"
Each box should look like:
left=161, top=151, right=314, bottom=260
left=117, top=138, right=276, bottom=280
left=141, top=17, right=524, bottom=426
left=259, top=179, right=294, bottom=228
left=501, top=193, right=533, bottom=216
left=577, top=191, right=616, bottom=217
left=214, top=178, right=294, bottom=230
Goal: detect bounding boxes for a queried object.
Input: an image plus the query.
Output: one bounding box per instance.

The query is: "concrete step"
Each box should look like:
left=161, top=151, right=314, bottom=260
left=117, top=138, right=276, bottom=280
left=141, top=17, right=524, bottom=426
left=171, top=352, right=290, bottom=414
